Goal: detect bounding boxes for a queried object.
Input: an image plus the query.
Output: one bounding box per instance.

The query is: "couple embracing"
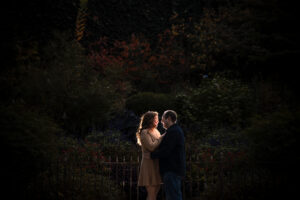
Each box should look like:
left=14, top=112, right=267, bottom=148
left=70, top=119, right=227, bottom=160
left=136, top=110, right=186, bottom=200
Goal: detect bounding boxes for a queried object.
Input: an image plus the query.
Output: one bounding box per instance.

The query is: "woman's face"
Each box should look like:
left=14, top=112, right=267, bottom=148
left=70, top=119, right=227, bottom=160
left=153, top=115, right=159, bottom=128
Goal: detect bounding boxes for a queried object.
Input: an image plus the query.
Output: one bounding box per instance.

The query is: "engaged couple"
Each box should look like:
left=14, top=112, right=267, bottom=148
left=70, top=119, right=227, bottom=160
left=136, top=110, right=186, bottom=200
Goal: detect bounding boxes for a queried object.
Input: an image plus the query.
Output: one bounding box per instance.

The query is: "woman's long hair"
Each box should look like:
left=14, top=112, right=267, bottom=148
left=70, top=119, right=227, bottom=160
left=136, top=111, right=158, bottom=146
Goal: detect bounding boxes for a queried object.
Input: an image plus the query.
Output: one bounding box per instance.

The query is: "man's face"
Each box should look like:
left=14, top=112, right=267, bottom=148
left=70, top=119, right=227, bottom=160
left=161, top=115, right=169, bottom=129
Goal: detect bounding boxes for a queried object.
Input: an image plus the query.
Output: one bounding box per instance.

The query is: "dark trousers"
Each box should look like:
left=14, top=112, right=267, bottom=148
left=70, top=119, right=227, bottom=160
left=163, top=172, right=182, bottom=200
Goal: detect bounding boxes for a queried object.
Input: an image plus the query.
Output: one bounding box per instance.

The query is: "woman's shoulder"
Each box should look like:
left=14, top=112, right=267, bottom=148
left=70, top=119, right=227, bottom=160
left=141, top=129, right=149, bottom=135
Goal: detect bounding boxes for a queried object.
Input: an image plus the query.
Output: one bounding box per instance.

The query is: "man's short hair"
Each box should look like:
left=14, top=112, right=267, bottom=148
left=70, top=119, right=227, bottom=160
left=163, top=110, right=177, bottom=123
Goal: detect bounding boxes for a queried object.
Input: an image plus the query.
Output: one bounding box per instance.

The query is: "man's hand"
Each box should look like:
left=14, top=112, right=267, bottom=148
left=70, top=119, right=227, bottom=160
left=143, top=152, right=151, bottom=159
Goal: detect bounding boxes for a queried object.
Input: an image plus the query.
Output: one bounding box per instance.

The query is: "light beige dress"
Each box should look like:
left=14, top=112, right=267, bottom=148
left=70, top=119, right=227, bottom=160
left=138, top=129, right=163, bottom=186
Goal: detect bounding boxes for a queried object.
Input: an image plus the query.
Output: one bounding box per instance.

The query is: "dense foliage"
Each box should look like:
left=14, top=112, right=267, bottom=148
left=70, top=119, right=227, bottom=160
left=2, top=0, right=299, bottom=199
left=126, top=92, right=174, bottom=116
left=0, top=105, right=62, bottom=198
left=244, top=108, right=300, bottom=165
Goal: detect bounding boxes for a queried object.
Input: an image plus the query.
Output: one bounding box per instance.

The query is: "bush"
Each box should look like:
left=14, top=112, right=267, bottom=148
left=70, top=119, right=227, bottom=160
left=174, top=75, right=255, bottom=129
left=24, top=134, right=132, bottom=200
left=0, top=104, right=62, bottom=198
left=125, top=92, right=175, bottom=116
left=88, top=32, right=188, bottom=93
left=244, top=108, right=300, bottom=165
left=26, top=165, right=126, bottom=200
left=17, top=32, right=118, bottom=137
left=85, top=130, right=139, bottom=159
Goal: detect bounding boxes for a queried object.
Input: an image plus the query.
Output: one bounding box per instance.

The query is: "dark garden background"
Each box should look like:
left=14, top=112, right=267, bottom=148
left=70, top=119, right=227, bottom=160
left=1, top=0, right=299, bottom=199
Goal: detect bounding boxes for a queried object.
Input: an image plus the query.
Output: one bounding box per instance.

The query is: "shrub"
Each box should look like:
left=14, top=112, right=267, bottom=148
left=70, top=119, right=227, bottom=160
left=174, top=75, right=255, bottom=129
left=88, top=32, right=188, bottom=93
left=125, top=92, right=175, bottom=116
left=0, top=104, right=62, bottom=199
left=244, top=108, right=300, bottom=165
left=17, top=32, right=117, bottom=137
left=24, top=134, right=130, bottom=199
left=85, top=130, right=139, bottom=159
left=26, top=166, right=126, bottom=200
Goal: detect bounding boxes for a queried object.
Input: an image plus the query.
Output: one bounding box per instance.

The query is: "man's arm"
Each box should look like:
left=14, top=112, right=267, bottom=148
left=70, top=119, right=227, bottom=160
left=151, top=130, right=178, bottom=159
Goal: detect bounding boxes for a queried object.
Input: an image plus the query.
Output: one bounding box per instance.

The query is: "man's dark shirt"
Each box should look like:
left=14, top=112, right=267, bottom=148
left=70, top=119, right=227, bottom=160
left=151, top=123, right=186, bottom=177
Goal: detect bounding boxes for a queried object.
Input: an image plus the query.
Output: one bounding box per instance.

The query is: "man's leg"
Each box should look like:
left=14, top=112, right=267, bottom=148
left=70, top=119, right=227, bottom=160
left=163, top=172, right=182, bottom=200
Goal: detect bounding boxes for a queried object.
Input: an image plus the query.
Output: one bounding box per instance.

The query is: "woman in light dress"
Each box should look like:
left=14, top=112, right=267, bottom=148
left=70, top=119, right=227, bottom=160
left=136, top=111, right=165, bottom=200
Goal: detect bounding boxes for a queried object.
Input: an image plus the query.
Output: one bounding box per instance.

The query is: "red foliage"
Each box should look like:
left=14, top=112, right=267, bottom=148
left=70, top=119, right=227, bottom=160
left=88, top=30, right=189, bottom=89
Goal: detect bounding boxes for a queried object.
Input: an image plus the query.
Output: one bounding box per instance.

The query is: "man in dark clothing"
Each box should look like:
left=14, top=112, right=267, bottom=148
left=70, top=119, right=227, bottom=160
left=150, top=110, right=186, bottom=200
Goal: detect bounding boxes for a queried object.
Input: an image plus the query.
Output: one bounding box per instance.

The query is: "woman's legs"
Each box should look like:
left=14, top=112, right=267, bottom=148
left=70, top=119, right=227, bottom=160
left=155, top=185, right=161, bottom=198
left=146, top=185, right=160, bottom=200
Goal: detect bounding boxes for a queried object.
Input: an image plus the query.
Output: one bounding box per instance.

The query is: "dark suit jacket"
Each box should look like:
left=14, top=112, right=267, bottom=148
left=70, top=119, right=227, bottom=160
left=151, top=123, right=186, bottom=177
